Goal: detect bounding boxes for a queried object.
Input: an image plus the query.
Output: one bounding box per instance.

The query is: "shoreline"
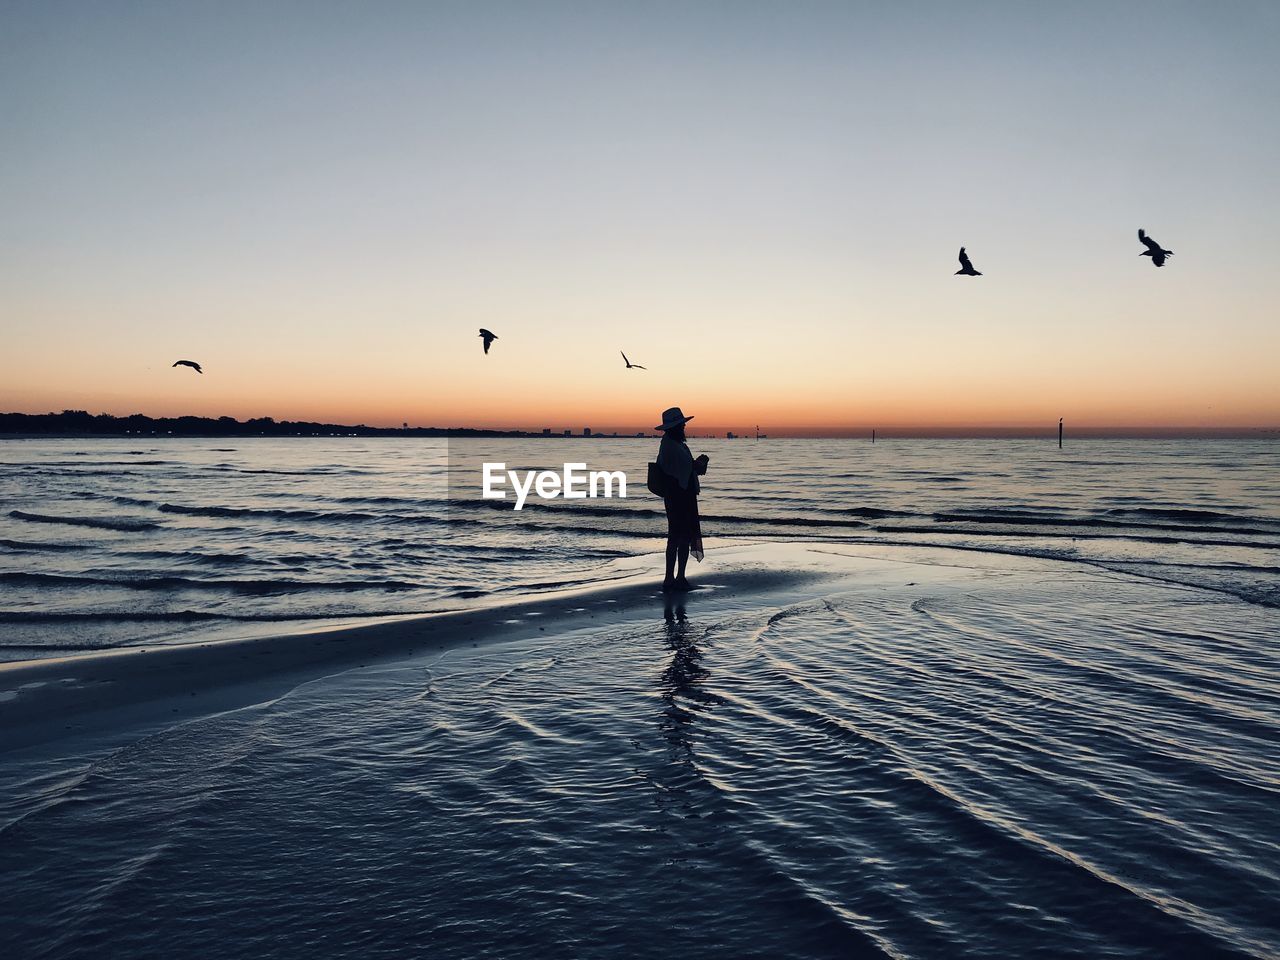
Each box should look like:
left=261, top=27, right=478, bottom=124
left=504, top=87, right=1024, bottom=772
left=3, top=540, right=1275, bottom=958
left=5, top=431, right=1279, bottom=441
left=0, top=542, right=1051, bottom=755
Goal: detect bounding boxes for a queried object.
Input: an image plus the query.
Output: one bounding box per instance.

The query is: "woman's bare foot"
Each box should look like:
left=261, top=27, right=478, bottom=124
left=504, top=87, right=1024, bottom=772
left=662, top=577, right=676, bottom=591
left=674, top=576, right=692, bottom=591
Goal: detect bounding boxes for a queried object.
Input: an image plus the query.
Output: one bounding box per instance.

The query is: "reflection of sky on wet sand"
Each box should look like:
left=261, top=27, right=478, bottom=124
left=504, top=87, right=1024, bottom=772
left=2, top=545, right=1278, bottom=957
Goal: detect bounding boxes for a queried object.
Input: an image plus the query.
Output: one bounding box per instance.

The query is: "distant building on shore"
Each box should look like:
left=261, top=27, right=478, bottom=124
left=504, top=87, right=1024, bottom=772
left=563, top=429, right=571, bottom=437
left=542, top=428, right=551, bottom=436
left=583, top=427, right=592, bottom=437
left=726, top=431, right=736, bottom=439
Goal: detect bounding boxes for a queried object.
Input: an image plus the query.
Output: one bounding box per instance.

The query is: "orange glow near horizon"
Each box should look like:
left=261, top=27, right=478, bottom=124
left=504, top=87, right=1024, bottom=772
left=4, top=261, right=1279, bottom=434
left=4, top=313, right=1277, bottom=436
left=5, top=271, right=1279, bottom=433
left=3, top=5, right=1279, bottom=434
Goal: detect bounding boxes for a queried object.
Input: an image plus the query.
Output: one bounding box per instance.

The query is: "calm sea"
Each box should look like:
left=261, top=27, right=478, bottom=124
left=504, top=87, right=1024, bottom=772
left=2, top=437, right=1277, bottom=658
left=1, top=438, right=1278, bottom=958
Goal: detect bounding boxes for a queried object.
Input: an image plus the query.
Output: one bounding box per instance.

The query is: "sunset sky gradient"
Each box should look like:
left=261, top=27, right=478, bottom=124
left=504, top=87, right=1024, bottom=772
left=2, top=1, right=1278, bottom=435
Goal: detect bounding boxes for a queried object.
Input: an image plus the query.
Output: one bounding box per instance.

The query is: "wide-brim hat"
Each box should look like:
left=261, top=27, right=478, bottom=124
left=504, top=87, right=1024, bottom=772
left=655, top=407, right=694, bottom=431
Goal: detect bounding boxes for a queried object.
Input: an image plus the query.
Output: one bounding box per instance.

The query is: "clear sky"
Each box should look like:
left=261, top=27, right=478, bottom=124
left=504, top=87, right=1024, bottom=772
left=2, top=1, right=1278, bottom=435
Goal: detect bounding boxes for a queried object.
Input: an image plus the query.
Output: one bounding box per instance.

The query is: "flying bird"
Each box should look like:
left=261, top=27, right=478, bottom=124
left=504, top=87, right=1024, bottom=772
left=172, top=360, right=203, bottom=374
left=1138, top=229, right=1173, bottom=267
left=478, top=328, right=498, bottom=354
left=621, top=351, right=646, bottom=370
left=955, top=247, right=982, bottom=276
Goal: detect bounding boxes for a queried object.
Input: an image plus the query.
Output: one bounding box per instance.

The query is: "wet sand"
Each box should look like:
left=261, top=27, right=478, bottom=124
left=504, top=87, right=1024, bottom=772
left=0, top=542, right=1045, bottom=754
left=4, top=541, right=1277, bottom=958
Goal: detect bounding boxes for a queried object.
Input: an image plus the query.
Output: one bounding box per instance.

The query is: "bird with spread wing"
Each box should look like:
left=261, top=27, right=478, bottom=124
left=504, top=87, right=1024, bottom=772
left=478, top=328, right=498, bottom=354
left=955, top=247, right=982, bottom=276
left=1138, top=229, right=1173, bottom=267
left=172, top=360, right=203, bottom=374
left=621, top=351, right=646, bottom=370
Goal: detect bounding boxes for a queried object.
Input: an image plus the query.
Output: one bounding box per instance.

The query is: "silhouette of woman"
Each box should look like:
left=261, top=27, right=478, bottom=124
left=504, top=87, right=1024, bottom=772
left=656, top=407, right=708, bottom=591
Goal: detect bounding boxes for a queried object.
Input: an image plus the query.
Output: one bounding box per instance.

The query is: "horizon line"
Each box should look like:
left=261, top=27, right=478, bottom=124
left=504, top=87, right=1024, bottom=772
left=3, top=409, right=1278, bottom=440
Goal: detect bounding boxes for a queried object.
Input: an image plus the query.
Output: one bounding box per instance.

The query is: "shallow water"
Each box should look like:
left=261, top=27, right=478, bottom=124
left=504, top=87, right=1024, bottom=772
left=2, top=437, right=1278, bottom=658
left=1, top=563, right=1277, bottom=959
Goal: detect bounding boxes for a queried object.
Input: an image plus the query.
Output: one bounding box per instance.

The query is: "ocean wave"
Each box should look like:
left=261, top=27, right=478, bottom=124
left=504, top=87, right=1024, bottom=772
left=1102, top=559, right=1280, bottom=576
left=488, top=518, right=657, bottom=539
left=213, top=466, right=377, bottom=476
left=851, top=537, right=1280, bottom=610
left=219, top=468, right=315, bottom=475
left=456, top=501, right=873, bottom=529
left=155, top=502, right=448, bottom=527
left=158, top=502, right=379, bottom=523
left=0, top=571, right=421, bottom=594
left=1101, top=507, right=1270, bottom=525
left=929, top=509, right=1280, bottom=537
left=97, top=492, right=158, bottom=507
left=455, top=543, right=624, bottom=560
left=331, top=495, right=424, bottom=506
left=448, top=500, right=1280, bottom=556
left=9, top=467, right=151, bottom=478
left=64, top=491, right=159, bottom=508
left=844, top=507, right=915, bottom=519
left=0, top=539, right=92, bottom=552
left=26, top=459, right=175, bottom=467
left=1086, top=561, right=1280, bottom=611
left=0, top=609, right=400, bottom=624
left=117, top=549, right=277, bottom=567
left=872, top=524, right=1280, bottom=550
left=707, top=514, right=870, bottom=529
left=517, top=502, right=665, bottom=520
left=0, top=641, right=122, bottom=651
left=9, top=510, right=160, bottom=532
left=455, top=499, right=1280, bottom=540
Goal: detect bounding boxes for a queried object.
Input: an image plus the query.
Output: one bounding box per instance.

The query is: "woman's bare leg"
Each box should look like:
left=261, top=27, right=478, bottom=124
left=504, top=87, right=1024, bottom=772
left=664, top=541, right=678, bottom=587
left=675, top=546, right=690, bottom=589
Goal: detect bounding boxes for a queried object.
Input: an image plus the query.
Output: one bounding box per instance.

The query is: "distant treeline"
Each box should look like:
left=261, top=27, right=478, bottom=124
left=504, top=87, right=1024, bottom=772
left=0, top=410, right=532, bottom=438
left=3, top=410, right=1274, bottom=440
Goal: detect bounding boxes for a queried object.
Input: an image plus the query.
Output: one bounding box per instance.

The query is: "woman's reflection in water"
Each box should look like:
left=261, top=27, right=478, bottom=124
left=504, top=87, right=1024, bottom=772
left=658, top=599, right=724, bottom=804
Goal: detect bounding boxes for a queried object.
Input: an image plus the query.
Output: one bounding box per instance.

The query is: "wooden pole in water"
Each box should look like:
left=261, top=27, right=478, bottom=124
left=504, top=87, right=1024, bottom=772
left=872, top=429, right=876, bottom=443
left=1058, top=418, right=1063, bottom=449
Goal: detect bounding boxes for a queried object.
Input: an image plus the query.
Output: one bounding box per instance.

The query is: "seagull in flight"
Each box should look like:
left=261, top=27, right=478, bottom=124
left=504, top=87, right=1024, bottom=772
left=478, top=328, right=498, bottom=355
left=172, top=360, right=203, bottom=374
left=955, top=247, right=982, bottom=276
left=621, top=351, right=646, bottom=370
left=1138, top=229, right=1173, bottom=267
